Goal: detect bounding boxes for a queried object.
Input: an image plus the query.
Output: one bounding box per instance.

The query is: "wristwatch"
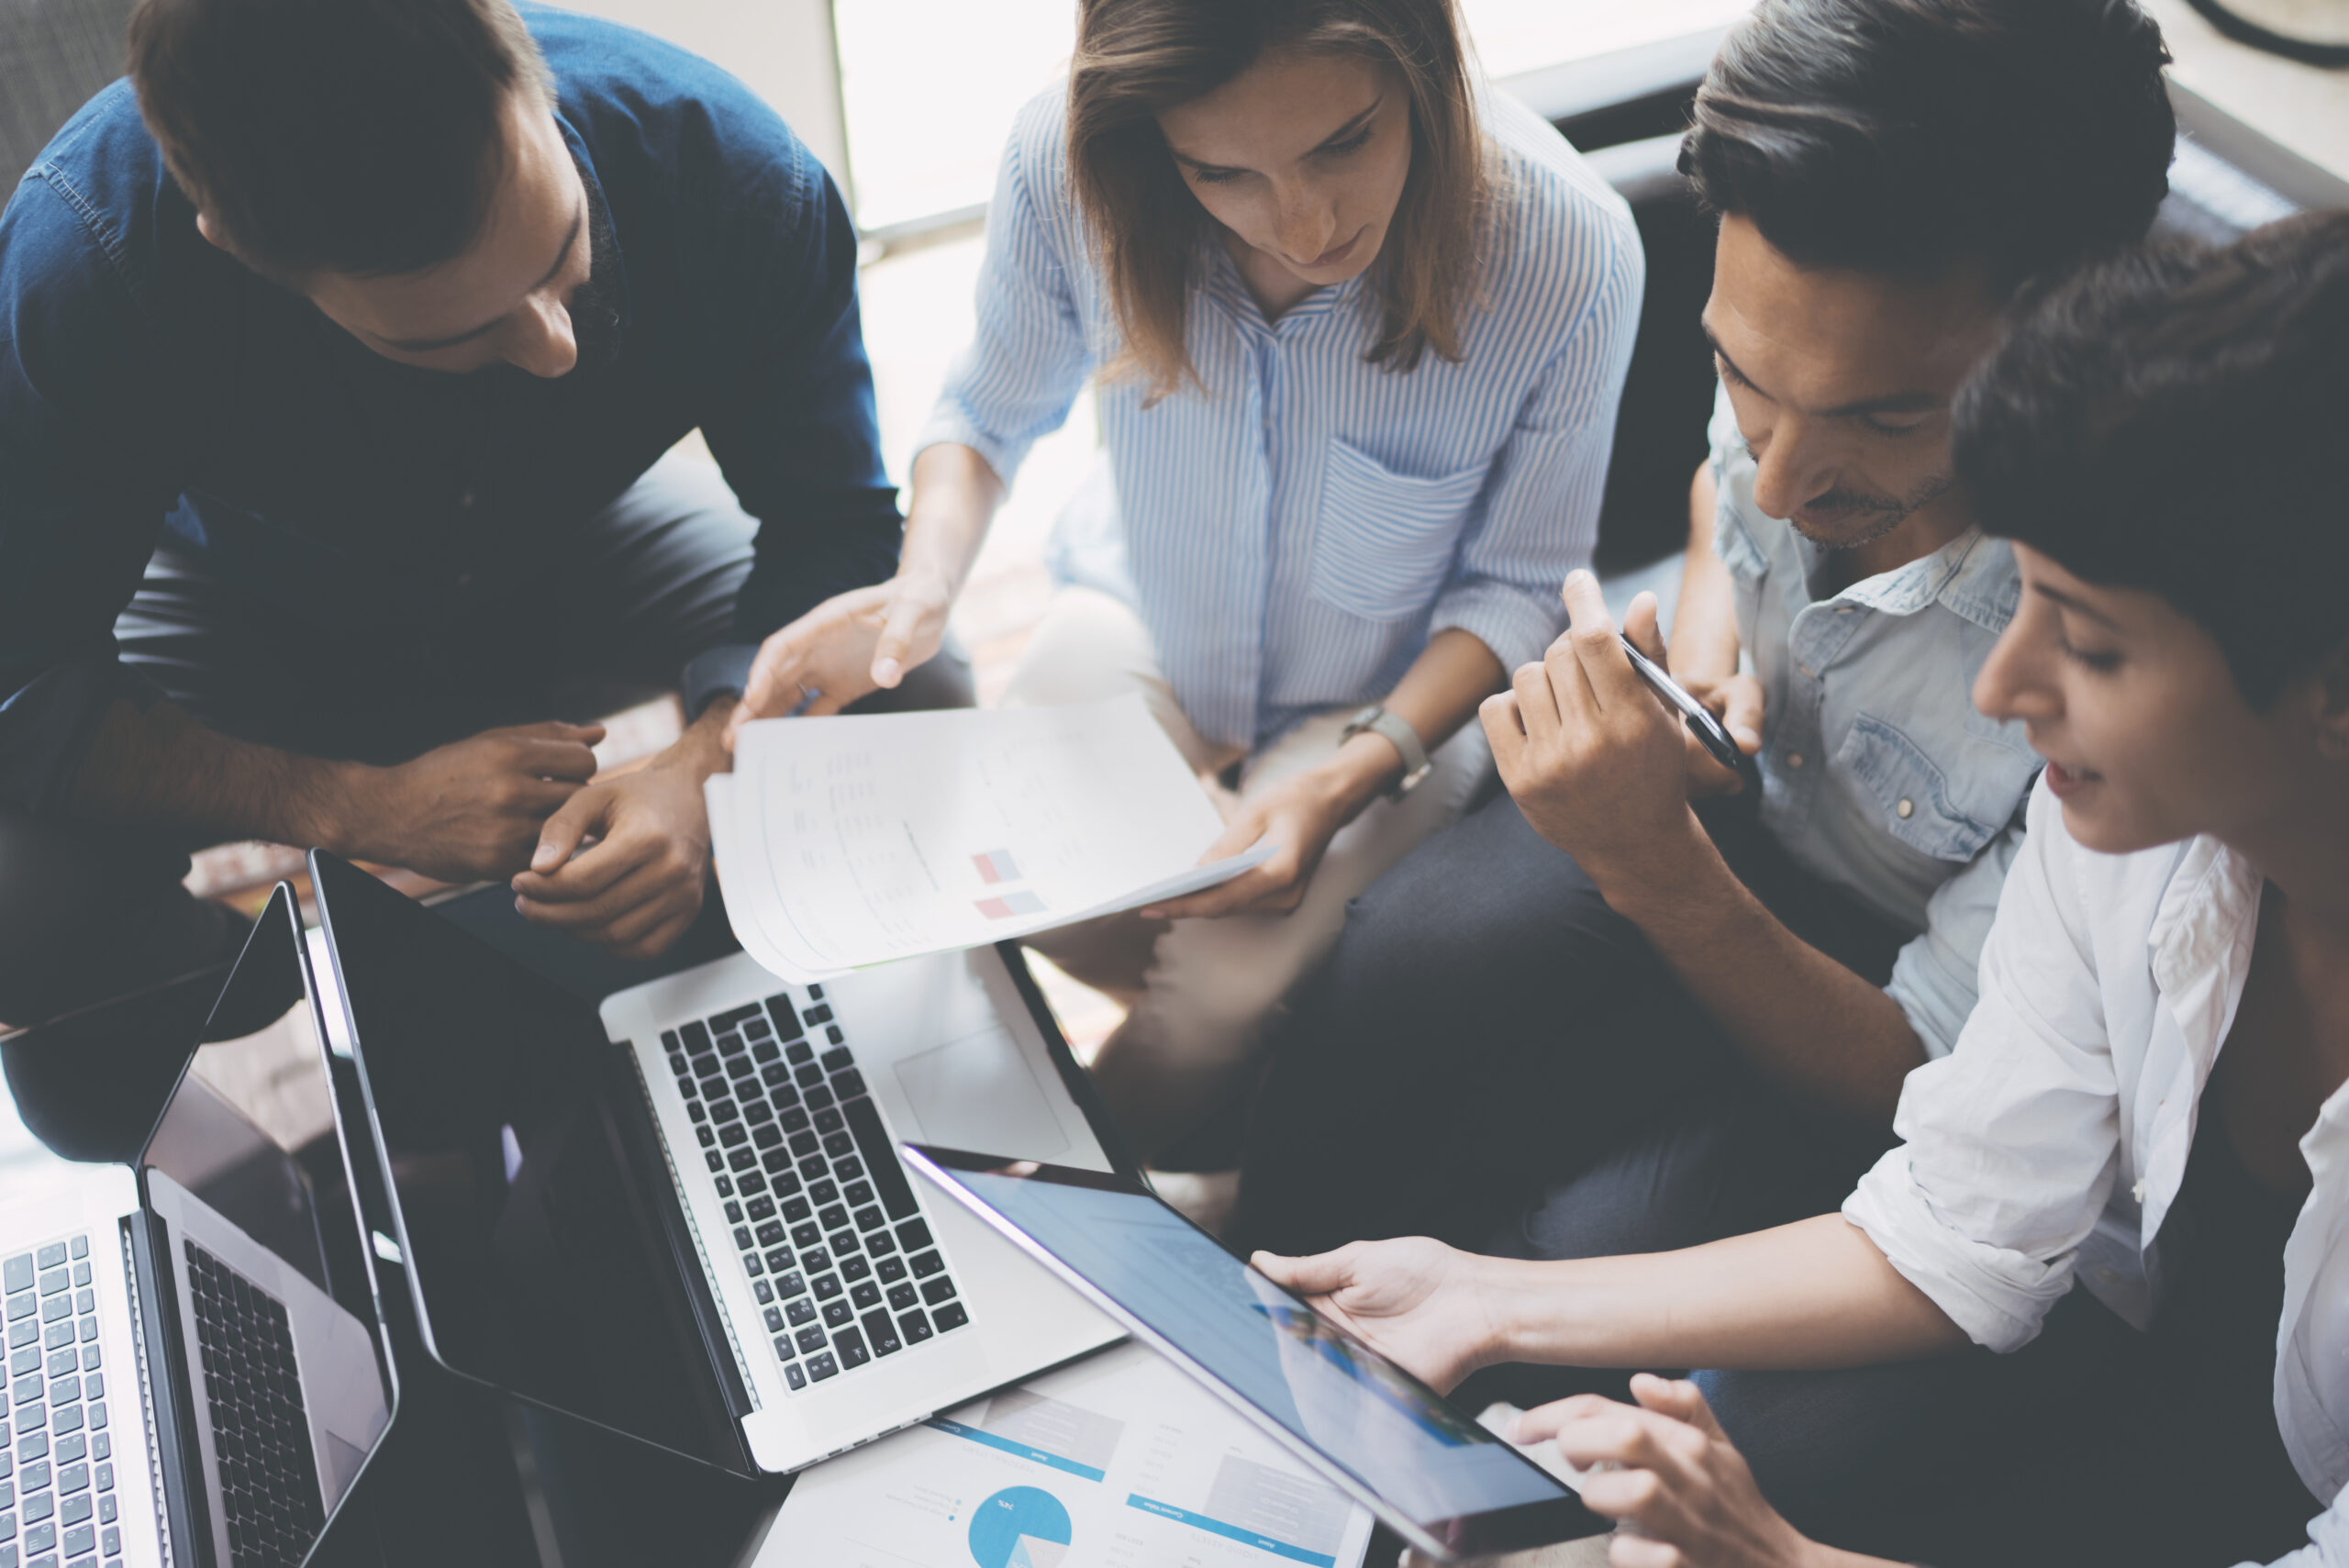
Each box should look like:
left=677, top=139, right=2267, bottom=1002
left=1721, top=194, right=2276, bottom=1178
left=1341, top=706, right=1432, bottom=798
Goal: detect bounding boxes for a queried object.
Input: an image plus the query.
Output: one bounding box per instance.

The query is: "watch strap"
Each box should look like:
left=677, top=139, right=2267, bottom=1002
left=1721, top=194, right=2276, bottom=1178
left=1342, top=706, right=1432, bottom=797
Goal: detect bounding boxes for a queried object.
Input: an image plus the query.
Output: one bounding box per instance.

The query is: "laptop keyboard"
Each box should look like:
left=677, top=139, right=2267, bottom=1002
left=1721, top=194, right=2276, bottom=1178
left=183, top=1241, right=323, bottom=1568
left=662, top=984, right=970, bottom=1393
left=2, top=1232, right=124, bottom=1568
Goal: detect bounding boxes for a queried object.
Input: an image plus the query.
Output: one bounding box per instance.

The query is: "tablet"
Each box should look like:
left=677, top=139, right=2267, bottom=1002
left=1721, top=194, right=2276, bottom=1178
left=904, top=1147, right=1609, bottom=1562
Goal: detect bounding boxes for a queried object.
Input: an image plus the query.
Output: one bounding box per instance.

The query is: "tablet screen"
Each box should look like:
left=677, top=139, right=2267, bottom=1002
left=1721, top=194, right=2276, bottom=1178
left=916, top=1155, right=1580, bottom=1536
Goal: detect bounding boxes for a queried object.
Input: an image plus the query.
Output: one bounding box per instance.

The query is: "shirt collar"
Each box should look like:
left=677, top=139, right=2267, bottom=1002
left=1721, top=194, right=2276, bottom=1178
left=2145, top=832, right=2266, bottom=1044
left=555, top=112, right=633, bottom=351
left=1798, top=525, right=2019, bottom=632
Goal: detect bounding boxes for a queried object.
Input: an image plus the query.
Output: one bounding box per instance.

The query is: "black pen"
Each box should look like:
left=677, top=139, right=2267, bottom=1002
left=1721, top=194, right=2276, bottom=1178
left=1617, top=635, right=1748, bottom=773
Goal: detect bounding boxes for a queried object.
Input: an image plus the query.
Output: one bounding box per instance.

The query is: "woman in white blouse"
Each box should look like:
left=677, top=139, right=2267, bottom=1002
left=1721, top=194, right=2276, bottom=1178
left=729, top=0, right=1641, bottom=1158
left=1256, top=217, right=2349, bottom=1563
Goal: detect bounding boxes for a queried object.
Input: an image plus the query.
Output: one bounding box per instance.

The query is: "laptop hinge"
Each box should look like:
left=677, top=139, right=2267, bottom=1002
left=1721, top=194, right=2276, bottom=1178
left=119, top=1215, right=180, bottom=1568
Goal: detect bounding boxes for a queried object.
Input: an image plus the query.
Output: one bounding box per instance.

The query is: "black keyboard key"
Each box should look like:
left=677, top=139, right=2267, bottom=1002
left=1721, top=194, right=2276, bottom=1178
left=742, top=1101, right=774, bottom=1126
left=801, top=1248, right=832, bottom=1274
left=692, top=1062, right=721, bottom=1091
left=718, top=1122, right=749, bottom=1148
left=807, top=984, right=825, bottom=999
left=828, top=1230, right=861, bottom=1258
left=933, top=1301, right=970, bottom=1332
left=751, top=1040, right=781, bottom=1065
left=807, top=1351, right=839, bottom=1383
left=876, top=1255, right=907, bottom=1282
left=718, top=1034, right=749, bottom=1062
left=785, top=1296, right=817, bottom=1327
left=797, top=1155, right=827, bottom=1181
left=821, top=1300, right=852, bottom=1329
left=696, top=1123, right=717, bottom=1149
left=774, top=1272, right=807, bottom=1300
left=710, top=1003, right=764, bottom=1032
left=896, top=1218, right=932, bottom=1252
left=850, top=1282, right=881, bottom=1309
left=764, top=1153, right=798, bottom=1183
left=780, top=1107, right=811, bottom=1135
left=680, top=1021, right=713, bottom=1055
left=733, top=1227, right=753, bottom=1251
left=729, top=1148, right=759, bottom=1173
left=764, top=1248, right=794, bottom=1274
left=707, top=1151, right=728, bottom=1173
left=790, top=1224, right=821, bottom=1251
left=841, top=1098, right=919, bottom=1219
left=835, top=1156, right=865, bottom=1182
left=794, top=1063, right=826, bottom=1090
left=827, top=1024, right=844, bottom=1046
left=752, top=1280, right=774, bottom=1305
left=784, top=1362, right=807, bottom=1391
left=737, top=1171, right=767, bottom=1196
left=832, top=1069, right=867, bottom=1100
left=811, top=1274, right=842, bottom=1301
left=887, top=1284, right=918, bottom=1312
left=744, top=1017, right=773, bottom=1040
left=763, top=1307, right=785, bottom=1334
left=804, top=1006, right=833, bottom=1026
left=818, top=1046, right=852, bottom=1073
left=908, top=1251, right=945, bottom=1279
left=773, top=1334, right=796, bottom=1362
left=661, top=1029, right=682, bottom=1055
left=817, top=1205, right=849, bottom=1232
left=788, top=1132, right=819, bottom=1159
left=835, top=1329, right=869, bottom=1369
left=862, top=1311, right=903, bottom=1357
left=921, top=1276, right=957, bottom=1306
left=841, top=1255, right=872, bottom=1283
left=751, top=1124, right=785, bottom=1150
left=742, top=1253, right=765, bottom=1277
left=794, top=1328, right=827, bottom=1356
left=806, top=1084, right=837, bottom=1112
left=807, top=1178, right=838, bottom=1204
left=844, top=1180, right=874, bottom=1207
left=710, top=1100, right=740, bottom=1126
left=866, top=1229, right=898, bottom=1258
left=899, top=1309, right=932, bottom=1344
left=745, top=1195, right=776, bottom=1222
left=727, top=1056, right=757, bottom=1082
left=822, top=1132, right=855, bottom=1161
left=785, top=1040, right=814, bottom=1066
left=762, top=1063, right=795, bottom=1091
left=814, top=1108, right=845, bottom=1136
left=686, top=1101, right=707, bottom=1124
left=764, top=995, right=803, bottom=1038
left=783, top=1196, right=813, bottom=1224
left=755, top=1222, right=786, bottom=1249
left=854, top=1206, right=885, bottom=1232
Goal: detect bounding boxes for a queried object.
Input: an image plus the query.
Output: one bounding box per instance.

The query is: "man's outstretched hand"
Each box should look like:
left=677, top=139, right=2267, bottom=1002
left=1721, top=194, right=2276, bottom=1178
left=510, top=710, right=727, bottom=960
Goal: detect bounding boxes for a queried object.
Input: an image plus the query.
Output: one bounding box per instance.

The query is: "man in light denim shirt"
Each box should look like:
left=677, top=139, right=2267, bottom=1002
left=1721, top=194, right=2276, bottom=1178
left=1236, top=0, right=2173, bottom=1392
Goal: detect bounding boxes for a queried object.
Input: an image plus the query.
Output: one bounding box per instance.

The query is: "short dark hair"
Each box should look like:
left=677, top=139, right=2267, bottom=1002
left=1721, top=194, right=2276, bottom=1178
left=1681, top=0, right=2176, bottom=294
left=128, top=0, right=551, bottom=278
left=1954, top=211, right=2349, bottom=708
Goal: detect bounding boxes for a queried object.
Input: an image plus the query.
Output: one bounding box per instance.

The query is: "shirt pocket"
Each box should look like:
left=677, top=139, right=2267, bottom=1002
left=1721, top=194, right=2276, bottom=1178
left=1307, top=438, right=1488, bottom=622
left=1836, top=714, right=2003, bottom=862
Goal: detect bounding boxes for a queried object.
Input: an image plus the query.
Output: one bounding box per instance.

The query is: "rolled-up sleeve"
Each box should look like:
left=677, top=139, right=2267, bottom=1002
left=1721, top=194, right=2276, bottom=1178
left=2254, top=1484, right=2349, bottom=1568
left=912, top=95, right=1093, bottom=491
left=1843, top=781, right=2124, bottom=1353
left=0, top=175, right=177, bottom=814
left=1428, top=211, right=1642, bottom=673
left=1887, top=817, right=2025, bottom=1060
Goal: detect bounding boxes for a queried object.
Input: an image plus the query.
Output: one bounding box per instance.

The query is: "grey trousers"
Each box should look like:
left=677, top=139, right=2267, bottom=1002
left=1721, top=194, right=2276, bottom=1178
left=0, top=457, right=968, bottom=1026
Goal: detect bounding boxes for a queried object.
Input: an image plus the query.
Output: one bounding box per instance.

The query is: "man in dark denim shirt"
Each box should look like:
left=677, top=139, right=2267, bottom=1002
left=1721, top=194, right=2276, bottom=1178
left=0, top=0, right=957, bottom=1022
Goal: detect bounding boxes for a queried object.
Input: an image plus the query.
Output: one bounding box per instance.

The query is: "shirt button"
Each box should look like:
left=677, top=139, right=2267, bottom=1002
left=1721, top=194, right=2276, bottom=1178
left=1897, top=797, right=1914, bottom=818
left=2132, top=1179, right=2149, bottom=1204
left=458, top=488, right=476, bottom=510
left=2096, top=1267, right=2121, bottom=1285
left=1786, top=752, right=1805, bottom=769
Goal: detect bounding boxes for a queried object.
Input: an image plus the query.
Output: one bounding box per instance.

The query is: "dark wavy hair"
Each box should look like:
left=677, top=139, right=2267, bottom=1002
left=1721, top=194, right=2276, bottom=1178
left=1681, top=0, right=2176, bottom=294
left=1068, top=0, right=1494, bottom=401
left=130, top=0, right=551, bottom=278
left=1954, top=211, right=2349, bottom=707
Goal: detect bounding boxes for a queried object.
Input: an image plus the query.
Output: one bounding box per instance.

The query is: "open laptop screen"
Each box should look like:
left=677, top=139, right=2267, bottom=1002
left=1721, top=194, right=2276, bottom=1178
left=138, top=886, right=393, bottom=1540
left=310, top=853, right=743, bottom=1470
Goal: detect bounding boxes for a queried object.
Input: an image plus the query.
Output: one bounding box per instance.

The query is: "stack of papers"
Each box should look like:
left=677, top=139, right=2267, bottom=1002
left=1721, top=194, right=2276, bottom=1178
left=708, top=697, right=1269, bottom=983
left=763, top=1340, right=1375, bottom=1567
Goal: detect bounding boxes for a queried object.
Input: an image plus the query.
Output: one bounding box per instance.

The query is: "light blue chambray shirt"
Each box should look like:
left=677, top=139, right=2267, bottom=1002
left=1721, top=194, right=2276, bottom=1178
left=918, top=87, right=1643, bottom=751
left=1707, top=385, right=2044, bottom=1059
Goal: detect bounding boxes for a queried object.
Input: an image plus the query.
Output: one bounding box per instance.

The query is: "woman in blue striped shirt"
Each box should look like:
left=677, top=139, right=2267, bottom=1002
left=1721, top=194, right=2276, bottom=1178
left=732, top=0, right=1642, bottom=1161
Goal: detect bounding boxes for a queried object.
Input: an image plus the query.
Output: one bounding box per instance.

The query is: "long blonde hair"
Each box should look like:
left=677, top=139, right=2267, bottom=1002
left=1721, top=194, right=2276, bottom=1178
left=1067, top=0, right=1496, bottom=402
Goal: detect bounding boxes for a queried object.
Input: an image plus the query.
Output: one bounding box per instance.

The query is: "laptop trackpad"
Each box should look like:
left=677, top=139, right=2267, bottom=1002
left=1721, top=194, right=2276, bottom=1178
left=892, top=1029, right=1070, bottom=1162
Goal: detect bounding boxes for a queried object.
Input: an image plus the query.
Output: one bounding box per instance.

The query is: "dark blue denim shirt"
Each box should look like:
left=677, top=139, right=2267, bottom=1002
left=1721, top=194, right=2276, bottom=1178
left=0, top=6, right=899, bottom=813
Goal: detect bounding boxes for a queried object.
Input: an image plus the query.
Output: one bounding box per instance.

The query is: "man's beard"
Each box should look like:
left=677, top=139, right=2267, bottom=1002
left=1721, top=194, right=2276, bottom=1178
left=564, top=147, right=624, bottom=370
left=1786, top=470, right=1958, bottom=551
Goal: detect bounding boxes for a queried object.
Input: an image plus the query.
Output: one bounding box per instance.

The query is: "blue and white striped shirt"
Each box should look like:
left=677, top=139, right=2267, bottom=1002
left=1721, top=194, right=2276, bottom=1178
left=918, top=86, right=1643, bottom=750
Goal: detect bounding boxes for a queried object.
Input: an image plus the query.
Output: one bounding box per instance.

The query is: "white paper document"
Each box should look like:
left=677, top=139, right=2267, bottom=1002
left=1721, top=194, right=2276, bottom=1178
left=710, top=696, right=1270, bottom=983
left=761, top=1340, right=1376, bottom=1568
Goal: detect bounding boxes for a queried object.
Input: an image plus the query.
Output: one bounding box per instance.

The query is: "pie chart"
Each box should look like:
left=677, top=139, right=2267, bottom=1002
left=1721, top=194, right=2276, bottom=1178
left=967, top=1485, right=1073, bottom=1568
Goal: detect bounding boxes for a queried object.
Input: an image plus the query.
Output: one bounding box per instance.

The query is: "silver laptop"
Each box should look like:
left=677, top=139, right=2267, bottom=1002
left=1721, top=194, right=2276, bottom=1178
left=306, top=851, right=1124, bottom=1475
left=0, top=884, right=393, bottom=1568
